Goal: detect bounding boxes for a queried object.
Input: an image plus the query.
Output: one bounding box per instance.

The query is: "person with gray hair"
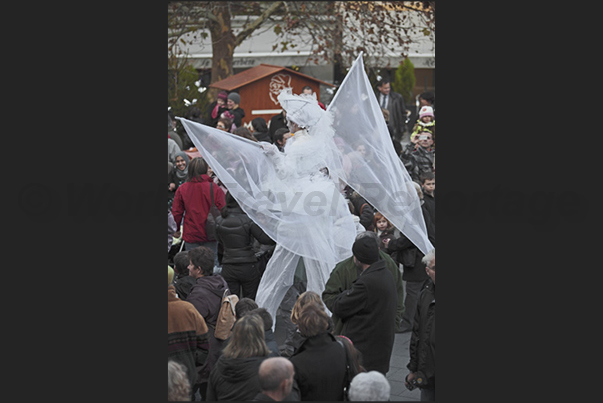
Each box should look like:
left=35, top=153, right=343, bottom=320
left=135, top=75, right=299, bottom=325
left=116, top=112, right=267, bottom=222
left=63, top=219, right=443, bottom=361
left=405, top=247, right=435, bottom=401
left=252, top=357, right=295, bottom=401
left=348, top=370, right=391, bottom=401
left=168, top=360, right=192, bottom=401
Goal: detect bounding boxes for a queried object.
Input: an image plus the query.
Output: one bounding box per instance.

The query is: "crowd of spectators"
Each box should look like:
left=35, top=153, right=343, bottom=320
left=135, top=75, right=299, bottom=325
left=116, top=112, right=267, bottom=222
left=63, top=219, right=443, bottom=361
left=168, top=85, right=435, bottom=401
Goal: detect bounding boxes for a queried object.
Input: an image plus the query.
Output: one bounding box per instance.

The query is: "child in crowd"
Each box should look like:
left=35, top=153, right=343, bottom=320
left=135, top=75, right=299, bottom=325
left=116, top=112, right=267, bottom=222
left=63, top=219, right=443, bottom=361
left=216, top=117, right=233, bottom=133
left=373, top=212, right=398, bottom=251
left=207, top=90, right=229, bottom=128
left=419, top=172, right=435, bottom=226
left=410, top=105, right=435, bottom=142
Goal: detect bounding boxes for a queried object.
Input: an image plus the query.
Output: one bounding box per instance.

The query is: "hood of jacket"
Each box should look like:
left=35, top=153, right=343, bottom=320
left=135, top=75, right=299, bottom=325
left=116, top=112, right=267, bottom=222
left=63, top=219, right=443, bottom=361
left=194, top=274, right=227, bottom=293
left=215, top=356, right=265, bottom=382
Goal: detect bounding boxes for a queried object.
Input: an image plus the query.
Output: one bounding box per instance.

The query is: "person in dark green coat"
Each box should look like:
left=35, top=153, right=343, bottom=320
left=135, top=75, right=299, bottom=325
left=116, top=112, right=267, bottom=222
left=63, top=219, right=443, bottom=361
left=327, top=235, right=398, bottom=374
left=322, top=231, right=405, bottom=335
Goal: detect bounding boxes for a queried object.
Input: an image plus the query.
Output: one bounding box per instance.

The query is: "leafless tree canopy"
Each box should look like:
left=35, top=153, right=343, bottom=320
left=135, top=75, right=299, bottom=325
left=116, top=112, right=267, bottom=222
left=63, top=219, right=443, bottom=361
left=168, top=1, right=435, bottom=84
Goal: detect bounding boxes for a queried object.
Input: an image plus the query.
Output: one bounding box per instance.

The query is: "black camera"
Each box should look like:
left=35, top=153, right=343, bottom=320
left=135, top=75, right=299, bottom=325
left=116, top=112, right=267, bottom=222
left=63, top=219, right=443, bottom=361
left=405, top=371, right=427, bottom=391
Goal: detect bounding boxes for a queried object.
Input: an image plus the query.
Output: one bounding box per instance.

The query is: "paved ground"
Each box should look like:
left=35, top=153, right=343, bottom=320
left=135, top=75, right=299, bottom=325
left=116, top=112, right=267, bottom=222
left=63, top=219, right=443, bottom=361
left=387, top=331, right=421, bottom=401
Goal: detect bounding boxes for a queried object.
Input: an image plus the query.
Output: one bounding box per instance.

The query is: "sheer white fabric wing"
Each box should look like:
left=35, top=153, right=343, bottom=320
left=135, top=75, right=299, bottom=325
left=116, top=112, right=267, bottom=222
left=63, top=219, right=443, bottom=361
left=328, top=53, right=434, bottom=255
left=176, top=119, right=355, bottom=265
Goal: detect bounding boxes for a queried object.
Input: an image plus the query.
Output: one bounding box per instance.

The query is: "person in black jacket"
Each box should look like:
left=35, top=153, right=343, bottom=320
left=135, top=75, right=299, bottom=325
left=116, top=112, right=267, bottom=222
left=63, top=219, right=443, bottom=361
left=345, top=186, right=375, bottom=232
left=385, top=182, right=435, bottom=333
left=172, top=250, right=196, bottom=301
left=330, top=236, right=398, bottom=375
left=289, top=302, right=348, bottom=401
left=251, top=117, right=272, bottom=143
left=420, top=172, right=435, bottom=226
left=206, top=313, right=272, bottom=401
left=227, top=92, right=245, bottom=128
left=215, top=191, right=276, bottom=300
left=268, top=110, right=287, bottom=140
left=406, top=248, right=435, bottom=401
left=375, top=78, right=409, bottom=142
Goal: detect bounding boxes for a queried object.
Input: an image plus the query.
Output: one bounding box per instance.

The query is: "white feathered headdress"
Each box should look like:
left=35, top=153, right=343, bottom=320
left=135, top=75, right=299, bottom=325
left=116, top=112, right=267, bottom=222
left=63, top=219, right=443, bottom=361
left=277, top=88, right=325, bottom=128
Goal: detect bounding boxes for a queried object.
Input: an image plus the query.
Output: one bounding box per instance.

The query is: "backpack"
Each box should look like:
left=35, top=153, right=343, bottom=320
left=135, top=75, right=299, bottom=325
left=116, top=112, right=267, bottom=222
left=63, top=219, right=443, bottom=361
left=211, top=288, right=239, bottom=340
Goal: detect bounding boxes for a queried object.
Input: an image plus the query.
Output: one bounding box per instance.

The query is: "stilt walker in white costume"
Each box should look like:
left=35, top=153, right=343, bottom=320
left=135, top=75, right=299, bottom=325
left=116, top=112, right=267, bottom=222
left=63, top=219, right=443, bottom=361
left=177, top=53, right=433, bottom=330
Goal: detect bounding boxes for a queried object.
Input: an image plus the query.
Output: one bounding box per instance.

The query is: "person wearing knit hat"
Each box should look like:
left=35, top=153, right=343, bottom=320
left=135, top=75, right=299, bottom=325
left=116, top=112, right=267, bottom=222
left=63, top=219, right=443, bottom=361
left=217, top=91, right=228, bottom=102
left=206, top=90, right=229, bottom=128
left=226, top=92, right=245, bottom=128
left=329, top=232, right=398, bottom=375
left=410, top=105, right=435, bottom=142
left=352, top=236, right=380, bottom=265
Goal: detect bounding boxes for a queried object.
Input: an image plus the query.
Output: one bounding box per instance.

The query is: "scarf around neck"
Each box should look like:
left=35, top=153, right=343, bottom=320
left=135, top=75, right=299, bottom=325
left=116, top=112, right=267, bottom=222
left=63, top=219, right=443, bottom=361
left=173, top=151, right=189, bottom=180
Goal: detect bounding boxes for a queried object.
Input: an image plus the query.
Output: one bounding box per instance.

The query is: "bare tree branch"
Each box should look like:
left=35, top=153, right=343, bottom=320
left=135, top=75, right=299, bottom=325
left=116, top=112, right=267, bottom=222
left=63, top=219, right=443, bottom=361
left=234, top=1, right=284, bottom=47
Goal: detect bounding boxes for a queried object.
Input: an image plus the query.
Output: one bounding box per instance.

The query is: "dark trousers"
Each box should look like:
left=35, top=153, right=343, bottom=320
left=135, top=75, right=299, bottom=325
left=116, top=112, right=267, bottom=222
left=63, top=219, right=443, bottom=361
left=399, top=280, right=426, bottom=331
left=221, top=262, right=261, bottom=300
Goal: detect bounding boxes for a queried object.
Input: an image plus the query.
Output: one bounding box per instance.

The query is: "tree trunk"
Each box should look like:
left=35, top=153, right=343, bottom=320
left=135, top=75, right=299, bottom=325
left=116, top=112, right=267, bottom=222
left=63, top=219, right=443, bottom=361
left=207, top=4, right=235, bottom=99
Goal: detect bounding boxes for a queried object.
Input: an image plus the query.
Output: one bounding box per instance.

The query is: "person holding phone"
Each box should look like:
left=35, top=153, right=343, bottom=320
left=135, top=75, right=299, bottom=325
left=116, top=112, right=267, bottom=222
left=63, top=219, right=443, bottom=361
left=400, top=129, right=435, bottom=182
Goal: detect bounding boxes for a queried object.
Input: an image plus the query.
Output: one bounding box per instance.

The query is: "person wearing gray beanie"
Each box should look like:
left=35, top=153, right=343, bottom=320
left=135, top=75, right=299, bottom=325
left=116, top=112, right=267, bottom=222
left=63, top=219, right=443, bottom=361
left=227, top=92, right=245, bottom=127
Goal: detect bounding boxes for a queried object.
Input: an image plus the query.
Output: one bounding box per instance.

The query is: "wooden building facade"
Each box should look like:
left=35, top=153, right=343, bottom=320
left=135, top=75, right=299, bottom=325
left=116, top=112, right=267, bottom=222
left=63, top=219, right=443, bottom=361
left=209, top=64, right=334, bottom=130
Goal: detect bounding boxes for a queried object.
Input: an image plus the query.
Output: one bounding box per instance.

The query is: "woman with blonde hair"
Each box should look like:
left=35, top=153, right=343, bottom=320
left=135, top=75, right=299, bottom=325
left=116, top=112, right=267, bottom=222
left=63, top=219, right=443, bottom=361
left=206, top=313, right=273, bottom=401
left=281, top=291, right=332, bottom=357
left=290, top=291, right=323, bottom=325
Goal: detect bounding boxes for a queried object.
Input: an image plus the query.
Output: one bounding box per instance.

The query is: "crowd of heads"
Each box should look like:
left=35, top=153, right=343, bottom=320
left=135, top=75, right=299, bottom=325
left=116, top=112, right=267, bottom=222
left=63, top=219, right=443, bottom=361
left=168, top=241, right=398, bottom=400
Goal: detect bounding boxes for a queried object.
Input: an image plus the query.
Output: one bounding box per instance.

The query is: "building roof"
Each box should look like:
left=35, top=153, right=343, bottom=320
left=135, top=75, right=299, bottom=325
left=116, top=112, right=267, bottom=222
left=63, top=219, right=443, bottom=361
left=209, top=64, right=335, bottom=91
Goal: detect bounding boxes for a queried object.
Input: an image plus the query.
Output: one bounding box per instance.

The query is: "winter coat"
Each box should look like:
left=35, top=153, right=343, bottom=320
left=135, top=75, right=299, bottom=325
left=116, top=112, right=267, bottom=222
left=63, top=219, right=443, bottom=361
left=401, top=143, right=435, bottom=182
left=174, top=274, right=197, bottom=301
left=171, top=175, right=226, bottom=244
left=289, top=332, right=348, bottom=401
left=322, top=251, right=405, bottom=335
left=422, top=192, right=435, bottom=226
left=264, top=329, right=280, bottom=357
left=253, top=130, right=272, bottom=143
left=206, top=101, right=229, bottom=128
left=186, top=274, right=228, bottom=330
left=215, top=205, right=275, bottom=265
left=408, top=280, right=436, bottom=389
left=206, top=355, right=267, bottom=401
left=329, top=259, right=398, bottom=374
left=349, top=194, right=375, bottom=231
left=268, top=112, right=287, bottom=140
left=185, top=274, right=229, bottom=384
left=376, top=227, right=397, bottom=251
left=168, top=286, right=209, bottom=390
left=387, top=203, right=435, bottom=282
left=230, top=107, right=245, bottom=128
left=411, top=119, right=436, bottom=140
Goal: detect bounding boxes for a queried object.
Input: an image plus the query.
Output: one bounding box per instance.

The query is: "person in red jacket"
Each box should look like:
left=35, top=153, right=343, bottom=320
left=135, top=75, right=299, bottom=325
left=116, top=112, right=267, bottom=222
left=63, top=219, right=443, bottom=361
left=171, top=157, right=226, bottom=254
